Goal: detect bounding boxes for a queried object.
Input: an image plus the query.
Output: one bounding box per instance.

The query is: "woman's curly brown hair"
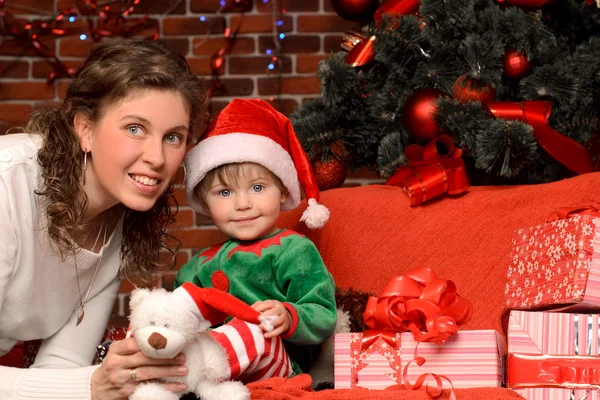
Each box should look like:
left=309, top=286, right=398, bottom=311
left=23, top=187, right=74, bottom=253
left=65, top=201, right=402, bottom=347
left=26, top=39, right=209, bottom=285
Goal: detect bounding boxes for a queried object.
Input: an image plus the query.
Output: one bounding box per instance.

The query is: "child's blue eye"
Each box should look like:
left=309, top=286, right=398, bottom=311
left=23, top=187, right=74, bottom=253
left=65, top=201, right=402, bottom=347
left=219, top=189, right=232, bottom=197
left=252, top=184, right=263, bottom=193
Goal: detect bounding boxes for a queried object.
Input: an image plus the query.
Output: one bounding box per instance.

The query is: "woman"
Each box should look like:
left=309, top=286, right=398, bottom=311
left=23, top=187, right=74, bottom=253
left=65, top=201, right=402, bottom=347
left=0, top=39, right=208, bottom=399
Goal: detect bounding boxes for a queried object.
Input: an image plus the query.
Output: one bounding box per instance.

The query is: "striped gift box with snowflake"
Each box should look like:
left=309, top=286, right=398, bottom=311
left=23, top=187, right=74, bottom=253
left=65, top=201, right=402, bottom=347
left=504, top=209, right=600, bottom=311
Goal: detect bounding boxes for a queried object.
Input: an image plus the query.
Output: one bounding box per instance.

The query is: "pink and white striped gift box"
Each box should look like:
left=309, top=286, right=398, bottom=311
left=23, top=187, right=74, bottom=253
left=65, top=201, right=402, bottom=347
left=507, top=310, right=600, bottom=400
left=504, top=214, right=600, bottom=311
left=334, top=330, right=504, bottom=390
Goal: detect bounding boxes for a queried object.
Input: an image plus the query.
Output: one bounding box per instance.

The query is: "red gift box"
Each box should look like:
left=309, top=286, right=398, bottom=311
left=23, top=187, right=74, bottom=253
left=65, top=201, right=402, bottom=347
left=504, top=207, right=600, bottom=311
left=507, top=310, right=600, bottom=400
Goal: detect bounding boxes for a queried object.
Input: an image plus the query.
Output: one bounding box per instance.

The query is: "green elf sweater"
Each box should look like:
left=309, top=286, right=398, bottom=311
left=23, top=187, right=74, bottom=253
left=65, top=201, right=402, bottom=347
left=174, top=228, right=337, bottom=373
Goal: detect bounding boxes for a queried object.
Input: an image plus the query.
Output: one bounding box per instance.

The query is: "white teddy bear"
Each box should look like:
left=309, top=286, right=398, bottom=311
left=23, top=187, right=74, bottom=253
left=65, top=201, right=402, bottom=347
left=127, top=282, right=275, bottom=400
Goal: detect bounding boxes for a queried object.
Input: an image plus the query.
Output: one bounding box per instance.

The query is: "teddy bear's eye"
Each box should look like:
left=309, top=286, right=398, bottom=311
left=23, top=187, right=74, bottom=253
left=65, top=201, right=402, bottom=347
left=164, top=323, right=170, bottom=328
left=150, top=321, right=155, bottom=326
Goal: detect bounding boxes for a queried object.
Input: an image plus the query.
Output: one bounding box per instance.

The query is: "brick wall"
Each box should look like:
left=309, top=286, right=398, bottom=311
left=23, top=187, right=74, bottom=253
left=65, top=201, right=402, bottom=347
left=0, top=0, right=383, bottom=317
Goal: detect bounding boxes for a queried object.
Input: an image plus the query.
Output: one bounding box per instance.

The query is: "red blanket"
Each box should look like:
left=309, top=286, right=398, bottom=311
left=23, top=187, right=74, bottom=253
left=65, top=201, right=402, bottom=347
left=248, top=375, right=525, bottom=400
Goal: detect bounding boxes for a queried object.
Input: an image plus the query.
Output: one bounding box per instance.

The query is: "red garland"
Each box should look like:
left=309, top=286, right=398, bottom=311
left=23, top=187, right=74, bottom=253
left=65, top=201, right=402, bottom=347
left=208, top=24, right=242, bottom=97
left=0, top=0, right=181, bottom=84
left=192, top=1, right=253, bottom=96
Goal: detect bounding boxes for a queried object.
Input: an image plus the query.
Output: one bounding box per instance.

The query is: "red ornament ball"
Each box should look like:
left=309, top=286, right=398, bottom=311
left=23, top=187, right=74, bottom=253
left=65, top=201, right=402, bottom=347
left=452, top=75, right=496, bottom=104
left=313, top=157, right=348, bottom=191
left=330, top=0, right=380, bottom=22
left=503, top=49, right=532, bottom=79
left=402, top=88, right=449, bottom=142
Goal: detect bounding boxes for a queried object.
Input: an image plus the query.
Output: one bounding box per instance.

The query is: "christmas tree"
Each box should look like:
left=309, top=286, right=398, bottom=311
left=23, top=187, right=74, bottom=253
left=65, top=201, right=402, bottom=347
left=291, top=0, right=600, bottom=188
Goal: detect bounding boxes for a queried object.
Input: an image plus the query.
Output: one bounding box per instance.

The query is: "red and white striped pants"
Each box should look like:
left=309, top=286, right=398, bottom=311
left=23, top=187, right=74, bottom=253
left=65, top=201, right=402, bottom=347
left=210, top=317, right=294, bottom=383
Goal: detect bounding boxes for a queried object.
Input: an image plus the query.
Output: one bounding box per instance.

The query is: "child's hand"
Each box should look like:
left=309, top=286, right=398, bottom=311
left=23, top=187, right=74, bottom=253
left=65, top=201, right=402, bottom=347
left=251, top=300, right=291, bottom=338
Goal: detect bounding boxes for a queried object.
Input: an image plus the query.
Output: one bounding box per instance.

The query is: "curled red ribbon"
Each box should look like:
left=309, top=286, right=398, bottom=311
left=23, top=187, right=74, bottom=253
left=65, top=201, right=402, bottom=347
left=404, top=356, right=457, bottom=400
left=363, top=267, right=473, bottom=344
left=546, top=201, right=600, bottom=222
left=488, top=101, right=593, bottom=175
left=385, top=135, right=470, bottom=205
left=508, top=354, right=600, bottom=389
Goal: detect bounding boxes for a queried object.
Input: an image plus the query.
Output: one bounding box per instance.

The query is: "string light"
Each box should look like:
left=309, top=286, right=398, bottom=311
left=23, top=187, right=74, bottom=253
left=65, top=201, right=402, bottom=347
left=0, top=0, right=183, bottom=84
left=266, top=0, right=284, bottom=76
left=193, top=0, right=249, bottom=96
left=264, top=0, right=284, bottom=107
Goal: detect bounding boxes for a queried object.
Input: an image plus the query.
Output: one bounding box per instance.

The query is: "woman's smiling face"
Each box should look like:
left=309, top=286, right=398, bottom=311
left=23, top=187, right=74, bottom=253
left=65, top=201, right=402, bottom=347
left=76, top=89, right=190, bottom=213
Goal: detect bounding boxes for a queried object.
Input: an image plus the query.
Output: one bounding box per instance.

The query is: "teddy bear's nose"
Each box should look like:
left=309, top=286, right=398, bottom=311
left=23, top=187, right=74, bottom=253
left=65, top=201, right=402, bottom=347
left=148, top=332, right=167, bottom=350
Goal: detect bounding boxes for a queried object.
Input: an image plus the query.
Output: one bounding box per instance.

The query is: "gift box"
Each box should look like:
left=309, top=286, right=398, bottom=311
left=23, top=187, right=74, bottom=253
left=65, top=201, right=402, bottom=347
left=504, top=210, right=600, bottom=311
left=334, top=330, right=504, bottom=390
left=507, top=310, right=600, bottom=400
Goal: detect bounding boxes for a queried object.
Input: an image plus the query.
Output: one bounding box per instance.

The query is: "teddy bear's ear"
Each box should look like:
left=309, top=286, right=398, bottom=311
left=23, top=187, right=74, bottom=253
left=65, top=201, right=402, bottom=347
left=129, top=288, right=151, bottom=310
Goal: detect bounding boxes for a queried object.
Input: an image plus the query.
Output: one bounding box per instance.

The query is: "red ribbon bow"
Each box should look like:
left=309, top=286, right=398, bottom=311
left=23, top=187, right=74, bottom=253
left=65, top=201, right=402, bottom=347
left=488, top=101, right=594, bottom=175
left=363, top=267, right=473, bottom=344
left=508, top=354, right=600, bottom=389
left=359, top=330, right=399, bottom=352
left=546, top=201, right=600, bottom=222
left=385, top=135, right=470, bottom=206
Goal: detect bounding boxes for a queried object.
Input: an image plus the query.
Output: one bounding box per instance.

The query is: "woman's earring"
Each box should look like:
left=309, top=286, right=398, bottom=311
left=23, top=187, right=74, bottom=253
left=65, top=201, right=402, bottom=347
left=166, top=165, right=186, bottom=196
left=83, top=151, right=88, bottom=186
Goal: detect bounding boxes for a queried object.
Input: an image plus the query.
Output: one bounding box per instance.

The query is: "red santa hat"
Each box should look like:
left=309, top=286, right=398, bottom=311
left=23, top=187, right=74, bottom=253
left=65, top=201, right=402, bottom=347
left=184, top=98, right=329, bottom=229
left=173, top=282, right=275, bottom=331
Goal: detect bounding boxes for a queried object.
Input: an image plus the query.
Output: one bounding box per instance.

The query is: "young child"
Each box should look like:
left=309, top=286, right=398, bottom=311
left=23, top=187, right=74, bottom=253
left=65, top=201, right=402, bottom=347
left=174, top=98, right=336, bottom=383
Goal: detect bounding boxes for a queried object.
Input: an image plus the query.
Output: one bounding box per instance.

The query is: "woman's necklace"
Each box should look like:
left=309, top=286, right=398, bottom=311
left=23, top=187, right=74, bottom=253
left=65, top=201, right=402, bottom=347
left=75, top=220, right=107, bottom=326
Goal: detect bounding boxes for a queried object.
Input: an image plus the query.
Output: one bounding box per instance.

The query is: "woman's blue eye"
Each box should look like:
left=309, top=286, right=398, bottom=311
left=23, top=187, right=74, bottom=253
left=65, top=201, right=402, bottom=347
left=251, top=184, right=263, bottom=193
left=127, top=125, right=142, bottom=135
left=219, top=189, right=232, bottom=197
left=166, top=133, right=182, bottom=145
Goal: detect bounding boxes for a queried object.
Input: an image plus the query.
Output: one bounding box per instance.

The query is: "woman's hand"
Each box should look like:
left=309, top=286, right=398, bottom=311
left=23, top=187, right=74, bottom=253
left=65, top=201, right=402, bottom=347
left=251, top=300, right=291, bottom=338
left=90, top=337, right=188, bottom=400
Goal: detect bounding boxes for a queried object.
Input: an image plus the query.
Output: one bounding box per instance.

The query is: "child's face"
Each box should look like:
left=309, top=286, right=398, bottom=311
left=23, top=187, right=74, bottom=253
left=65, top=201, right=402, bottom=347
left=203, top=164, right=288, bottom=241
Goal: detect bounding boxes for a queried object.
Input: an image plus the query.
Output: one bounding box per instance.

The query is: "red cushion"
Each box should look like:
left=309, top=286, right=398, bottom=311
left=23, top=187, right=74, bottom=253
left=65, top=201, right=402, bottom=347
left=278, top=172, right=600, bottom=337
